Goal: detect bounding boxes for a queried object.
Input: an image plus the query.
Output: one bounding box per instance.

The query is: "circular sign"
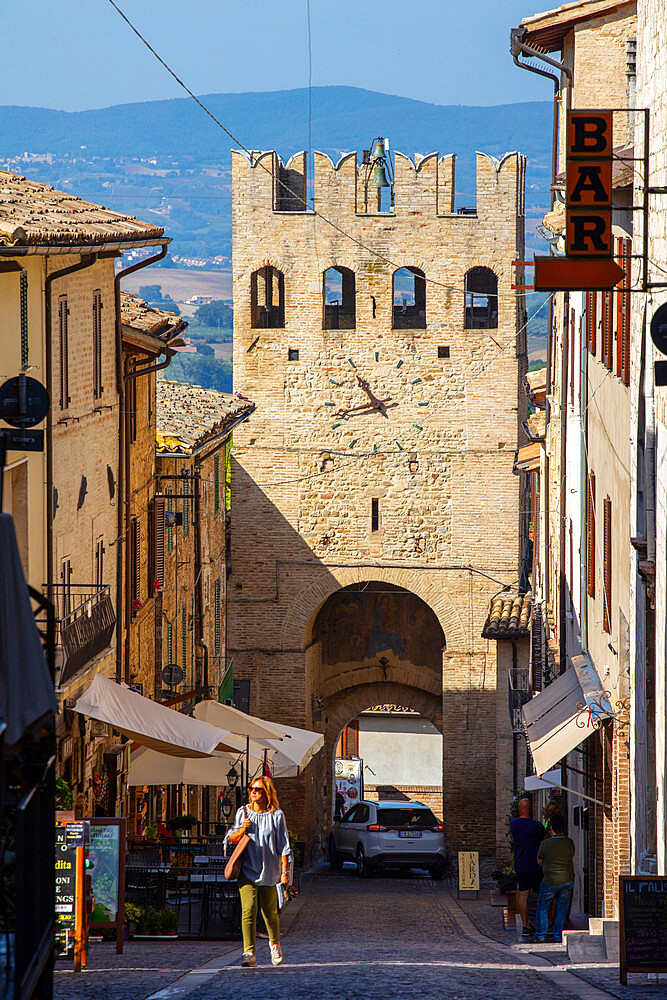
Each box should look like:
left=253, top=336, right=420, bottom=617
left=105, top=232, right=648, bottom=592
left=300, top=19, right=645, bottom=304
left=0, top=375, right=50, bottom=428
left=161, top=663, right=184, bottom=687
left=650, top=302, right=667, bottom=356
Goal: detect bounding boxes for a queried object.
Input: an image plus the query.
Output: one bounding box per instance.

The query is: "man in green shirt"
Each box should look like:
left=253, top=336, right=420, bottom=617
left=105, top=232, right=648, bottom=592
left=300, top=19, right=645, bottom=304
left=533, top=813, right=575, bottom=943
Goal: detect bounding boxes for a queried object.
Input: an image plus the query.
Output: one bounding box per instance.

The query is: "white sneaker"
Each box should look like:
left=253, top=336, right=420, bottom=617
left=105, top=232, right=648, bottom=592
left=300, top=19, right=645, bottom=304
left=270, top=942, right=283, bottom=966
left=241, top=952, right=256, bottom=967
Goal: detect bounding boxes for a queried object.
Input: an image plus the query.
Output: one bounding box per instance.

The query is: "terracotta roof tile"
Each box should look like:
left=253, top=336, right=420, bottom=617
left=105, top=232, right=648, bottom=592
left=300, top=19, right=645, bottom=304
left=0, top=170, right=164, bottom=247
left=482, top=590, right=532, bottom=639
left=156, top=380, right=254, bottom=454
left=121, top=292, right=186, bottom=338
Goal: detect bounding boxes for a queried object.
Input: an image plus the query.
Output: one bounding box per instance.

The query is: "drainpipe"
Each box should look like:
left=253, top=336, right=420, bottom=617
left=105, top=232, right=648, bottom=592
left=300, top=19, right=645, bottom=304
left=511, top=26, right=573, bottom=662
left=581, top=301, right=590, bottom=653
left=45, top=254, right=97, bottom=604
left=113, top=241, right=169, bottom=683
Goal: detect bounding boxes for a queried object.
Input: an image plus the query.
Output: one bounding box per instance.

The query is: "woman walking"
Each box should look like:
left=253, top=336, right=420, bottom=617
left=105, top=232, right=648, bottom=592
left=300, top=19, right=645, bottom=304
left=225, top=775, right=292, bottom=967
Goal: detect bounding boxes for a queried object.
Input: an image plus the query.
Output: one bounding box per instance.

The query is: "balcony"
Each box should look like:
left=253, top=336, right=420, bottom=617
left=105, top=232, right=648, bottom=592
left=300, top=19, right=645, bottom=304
left=49, top=584, right=116, bottom=686
left=508, top=665, right=531, bottom=735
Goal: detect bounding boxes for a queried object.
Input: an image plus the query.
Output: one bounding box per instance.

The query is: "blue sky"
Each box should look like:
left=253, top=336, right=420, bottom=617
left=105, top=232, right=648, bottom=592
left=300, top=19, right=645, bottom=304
left=3, top=0, right=552, bottom=111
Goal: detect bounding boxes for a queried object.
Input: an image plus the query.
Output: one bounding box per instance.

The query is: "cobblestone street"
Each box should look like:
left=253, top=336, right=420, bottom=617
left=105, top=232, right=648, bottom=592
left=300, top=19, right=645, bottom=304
left=54, top=868, right=666, bottom=1000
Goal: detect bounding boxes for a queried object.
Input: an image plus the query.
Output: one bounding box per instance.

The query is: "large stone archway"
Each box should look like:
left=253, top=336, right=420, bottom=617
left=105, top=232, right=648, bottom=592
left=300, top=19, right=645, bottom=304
left=305, top=582, right=447, bottom=846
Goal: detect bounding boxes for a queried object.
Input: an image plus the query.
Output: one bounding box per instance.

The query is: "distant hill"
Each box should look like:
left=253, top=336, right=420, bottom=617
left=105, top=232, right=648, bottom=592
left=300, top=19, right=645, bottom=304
left=0, top=87, right=552, bottom=258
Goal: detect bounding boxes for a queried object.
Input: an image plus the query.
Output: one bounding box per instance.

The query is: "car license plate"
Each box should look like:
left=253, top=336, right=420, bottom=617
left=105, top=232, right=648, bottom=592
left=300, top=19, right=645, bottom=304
left=398, top=830, right=422, bottom=838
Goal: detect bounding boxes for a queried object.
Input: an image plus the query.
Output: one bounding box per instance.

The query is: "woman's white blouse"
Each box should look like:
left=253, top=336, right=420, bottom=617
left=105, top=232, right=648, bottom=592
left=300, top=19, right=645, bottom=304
left=225, top=807, right=292, bottom=885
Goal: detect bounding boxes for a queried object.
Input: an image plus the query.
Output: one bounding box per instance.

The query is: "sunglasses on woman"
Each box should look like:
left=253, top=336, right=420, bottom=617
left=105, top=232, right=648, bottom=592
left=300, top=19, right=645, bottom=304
left=249, top=786, right=263, bottom=793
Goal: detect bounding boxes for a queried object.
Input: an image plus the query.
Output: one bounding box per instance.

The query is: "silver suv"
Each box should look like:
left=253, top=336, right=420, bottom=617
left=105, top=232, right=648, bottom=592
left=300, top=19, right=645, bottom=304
left=328, top=799, right=448, bottom=878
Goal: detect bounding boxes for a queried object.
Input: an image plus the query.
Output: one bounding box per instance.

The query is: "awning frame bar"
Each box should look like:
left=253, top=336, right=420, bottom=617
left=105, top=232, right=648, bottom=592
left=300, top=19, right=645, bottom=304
left=537, top=777, right=610, bottom=810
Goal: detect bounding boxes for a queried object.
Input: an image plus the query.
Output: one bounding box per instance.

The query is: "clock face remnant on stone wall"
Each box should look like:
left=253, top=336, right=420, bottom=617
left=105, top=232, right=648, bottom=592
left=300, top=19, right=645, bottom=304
left=318, top=349, right=432, bottom=454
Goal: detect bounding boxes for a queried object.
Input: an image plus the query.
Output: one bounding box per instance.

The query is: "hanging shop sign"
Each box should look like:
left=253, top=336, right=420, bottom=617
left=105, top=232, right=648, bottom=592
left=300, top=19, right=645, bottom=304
left=534, top=109, right=625, bottom=291
left=565, top=110, right=613, bottom=258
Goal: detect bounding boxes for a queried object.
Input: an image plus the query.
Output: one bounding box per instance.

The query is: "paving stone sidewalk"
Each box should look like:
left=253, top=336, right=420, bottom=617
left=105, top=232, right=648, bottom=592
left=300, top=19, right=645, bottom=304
left=446, top=875, right=666, bottom=1000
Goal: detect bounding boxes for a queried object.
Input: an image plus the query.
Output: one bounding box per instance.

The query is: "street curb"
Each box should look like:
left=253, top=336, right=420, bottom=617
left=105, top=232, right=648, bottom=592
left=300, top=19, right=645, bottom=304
left=143, top=880, right=310, bottom=999
left=441, top=889, right=618, bottom=1000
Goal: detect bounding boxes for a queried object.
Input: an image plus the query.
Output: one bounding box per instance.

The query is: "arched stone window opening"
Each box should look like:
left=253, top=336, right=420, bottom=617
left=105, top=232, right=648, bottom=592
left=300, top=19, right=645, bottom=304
left=323, top=267, right=356, bottom=330
left=251, top=266, right=285, bottom=328
left=464, top=266, right=498, bottom=329
left=392, top=267, right=426, bottom=329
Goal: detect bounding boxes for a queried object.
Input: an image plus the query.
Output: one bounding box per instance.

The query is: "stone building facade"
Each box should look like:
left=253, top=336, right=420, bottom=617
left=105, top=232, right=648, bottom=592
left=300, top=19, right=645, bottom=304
left=514, top=0, right=639, bottom=925
left=229, top=143, right=528, bottom=855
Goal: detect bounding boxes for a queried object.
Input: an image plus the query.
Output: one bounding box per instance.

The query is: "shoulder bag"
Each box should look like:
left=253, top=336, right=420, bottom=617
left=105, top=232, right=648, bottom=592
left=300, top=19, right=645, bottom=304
left=225, top=806, right=251, bottom=881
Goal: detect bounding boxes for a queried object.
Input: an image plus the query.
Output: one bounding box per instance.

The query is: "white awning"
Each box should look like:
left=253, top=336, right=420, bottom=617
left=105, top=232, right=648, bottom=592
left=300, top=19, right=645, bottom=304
left=193, top=699, right=286, bottom=744
left=74, top=675, right=245, bottom=758
left=267, top=723, right=324, bottom=777
left=128, top=745, right=267, bottom=786
left=522, top=666, right=601, bottom=775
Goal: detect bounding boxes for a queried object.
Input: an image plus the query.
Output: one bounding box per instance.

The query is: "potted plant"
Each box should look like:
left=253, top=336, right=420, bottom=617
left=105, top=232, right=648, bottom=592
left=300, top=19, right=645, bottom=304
left=136, top=905, right=160, bottom=936
left=162, top=908, right=178, bottom=937
left=124, top=903, right=141, bottom=939
left=491, top=860, right=517, bottom=894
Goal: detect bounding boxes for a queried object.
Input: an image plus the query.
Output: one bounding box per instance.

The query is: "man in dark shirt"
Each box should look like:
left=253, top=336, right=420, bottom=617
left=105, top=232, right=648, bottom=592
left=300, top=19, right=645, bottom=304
left=510, top=797, right=547, bottom=934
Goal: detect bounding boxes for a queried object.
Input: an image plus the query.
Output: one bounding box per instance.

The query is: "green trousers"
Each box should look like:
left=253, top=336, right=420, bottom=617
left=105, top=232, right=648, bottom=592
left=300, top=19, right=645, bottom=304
left=238, top=873, right=280, bottom=953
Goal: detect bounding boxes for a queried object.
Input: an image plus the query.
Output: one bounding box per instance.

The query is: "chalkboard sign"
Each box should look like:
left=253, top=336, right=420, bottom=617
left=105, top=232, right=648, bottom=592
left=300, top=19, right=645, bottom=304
left=55, top=824, right=78, bottom=956
left=619, top=876, right=667, bottom=984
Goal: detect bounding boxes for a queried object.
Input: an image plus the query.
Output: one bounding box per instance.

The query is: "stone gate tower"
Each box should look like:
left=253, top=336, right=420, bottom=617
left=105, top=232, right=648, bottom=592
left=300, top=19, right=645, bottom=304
left=229, top=144, right=528, bottom=857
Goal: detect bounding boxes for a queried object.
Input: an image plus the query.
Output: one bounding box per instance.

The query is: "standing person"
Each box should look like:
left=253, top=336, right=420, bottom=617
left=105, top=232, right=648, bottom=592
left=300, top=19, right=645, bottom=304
left=225, top=775, right=292, bottom=967
left=534, top=813, right=575, bottom=943
left=509, top=797, right=547, bottom=936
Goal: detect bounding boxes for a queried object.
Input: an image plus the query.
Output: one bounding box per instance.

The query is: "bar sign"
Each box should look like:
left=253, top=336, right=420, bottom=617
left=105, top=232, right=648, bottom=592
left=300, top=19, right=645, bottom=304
left=566, top=110, right=613, bottom=258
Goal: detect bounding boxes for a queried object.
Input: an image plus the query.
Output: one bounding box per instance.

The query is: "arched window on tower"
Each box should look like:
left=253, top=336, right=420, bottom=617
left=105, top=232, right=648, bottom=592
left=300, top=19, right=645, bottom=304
left=323, top=267, right=356, bottom=329
left=251, top=266, right=285, bottom=328
left=464, top=267, right=498, bottom=329
left=392, top=267, right=426, bottom=329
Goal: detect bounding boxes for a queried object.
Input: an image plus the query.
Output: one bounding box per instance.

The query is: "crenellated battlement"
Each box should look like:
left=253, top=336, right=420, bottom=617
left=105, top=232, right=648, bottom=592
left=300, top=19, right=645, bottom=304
left=231, top=145, right=526, bottom=219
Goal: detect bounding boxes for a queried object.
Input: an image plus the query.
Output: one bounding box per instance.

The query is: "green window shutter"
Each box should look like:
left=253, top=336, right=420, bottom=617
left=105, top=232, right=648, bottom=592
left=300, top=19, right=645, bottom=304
left=225, top=438, right=232, bottom=511
left=214, top=454, right=220, bottom=514
left=214, top=578, right=221, bottom=655
left=167, top=488, right=173, bottom=554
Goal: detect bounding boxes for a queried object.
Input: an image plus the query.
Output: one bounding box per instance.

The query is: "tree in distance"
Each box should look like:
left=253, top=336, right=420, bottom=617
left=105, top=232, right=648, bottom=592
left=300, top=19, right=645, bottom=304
left=166, top=353, right=232, bottom=394
left=139, top=284, right=163, bottom=302
left=193, top=300, right=233, bottom=328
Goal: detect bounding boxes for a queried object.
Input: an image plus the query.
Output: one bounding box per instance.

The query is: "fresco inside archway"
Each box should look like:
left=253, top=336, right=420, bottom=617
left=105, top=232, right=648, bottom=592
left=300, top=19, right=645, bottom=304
left=313, top=582, right=445, bottom=674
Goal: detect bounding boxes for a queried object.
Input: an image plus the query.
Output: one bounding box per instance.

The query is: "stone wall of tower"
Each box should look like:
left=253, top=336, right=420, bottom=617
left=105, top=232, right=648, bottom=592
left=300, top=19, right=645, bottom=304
left=230, top=145, right=528, bottom=857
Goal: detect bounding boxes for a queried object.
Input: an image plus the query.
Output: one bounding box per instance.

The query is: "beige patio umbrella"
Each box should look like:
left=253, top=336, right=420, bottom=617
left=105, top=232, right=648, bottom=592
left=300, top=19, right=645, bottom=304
left=74, top=674, right=248, bottom=758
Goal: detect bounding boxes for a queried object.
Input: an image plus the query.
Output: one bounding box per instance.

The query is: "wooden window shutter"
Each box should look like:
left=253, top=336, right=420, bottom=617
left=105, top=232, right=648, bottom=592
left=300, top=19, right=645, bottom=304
left=181, top=605, right=187, bottom=677
left=602, top=291, right=613, bottom=369
left=167, top=488, right=173, bottom=554
left=93, top=290, right=103, bottom=398
left=587, top=472, right=596, bottom=598
left=214, top=578, right=221, bottom=654
left=570, top=308, right=575, bottom=407
left=603, top=497, right=612, bottom=633
left=131, top=517, right=141, bottom=612
left=59, top=295, right=69, bottom=408
left=153, top=498, right=165, bottom=590
left=622, top=237, right=631, bottom=386
left=585, top=291, right=597, bottom=354
left=183, top=483, right=189, bottom=538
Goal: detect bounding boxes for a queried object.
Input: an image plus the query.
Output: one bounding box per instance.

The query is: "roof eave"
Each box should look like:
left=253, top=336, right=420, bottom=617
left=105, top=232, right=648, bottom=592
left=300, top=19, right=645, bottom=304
left=0, top=236, right=170, bottom=256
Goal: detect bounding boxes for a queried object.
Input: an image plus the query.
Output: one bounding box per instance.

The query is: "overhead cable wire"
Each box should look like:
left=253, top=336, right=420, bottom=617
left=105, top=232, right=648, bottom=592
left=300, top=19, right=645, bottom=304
left=106, top=0, right=536, bottom=299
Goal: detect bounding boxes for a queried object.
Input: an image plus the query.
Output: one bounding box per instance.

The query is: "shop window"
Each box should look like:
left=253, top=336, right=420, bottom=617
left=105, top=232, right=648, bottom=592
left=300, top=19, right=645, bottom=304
left=323, top=267, right=356, bottom=329
left=251, top=266, right=285, bottom=328
left=464, top=267, right=498, bottom=329
left=392, top=267, right=426, bottom=329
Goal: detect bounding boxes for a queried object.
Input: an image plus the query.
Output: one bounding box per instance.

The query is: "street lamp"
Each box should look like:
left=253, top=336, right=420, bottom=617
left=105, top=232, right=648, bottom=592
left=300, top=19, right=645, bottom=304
left=226, top=765, right=239, bottom=788
left=220, top=796, right=233, bottom=820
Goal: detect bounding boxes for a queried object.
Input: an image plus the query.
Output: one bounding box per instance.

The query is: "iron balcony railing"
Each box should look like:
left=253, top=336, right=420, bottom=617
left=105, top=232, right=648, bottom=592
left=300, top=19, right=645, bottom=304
left=508, top=665, right=531, bottom=735
left=48, top=584, right=116, bottom=686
